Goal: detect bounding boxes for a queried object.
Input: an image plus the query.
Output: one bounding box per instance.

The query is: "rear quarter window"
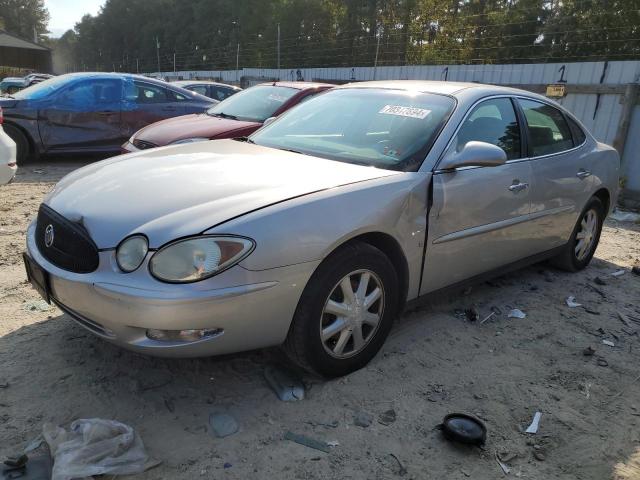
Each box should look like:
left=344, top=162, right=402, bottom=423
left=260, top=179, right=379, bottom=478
left=567, top=117, right=587, bottom=146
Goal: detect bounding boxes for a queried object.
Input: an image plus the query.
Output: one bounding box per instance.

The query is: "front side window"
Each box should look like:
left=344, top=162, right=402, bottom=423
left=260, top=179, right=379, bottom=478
left=57, top=79, right=122, bottom=107
left=451, top=98, right=521, bottom=160
left=250, top=88, right=455, bottom=171
left=206, top=85, right=298, bottom=122
left=519, top=99, right=573, bottom=156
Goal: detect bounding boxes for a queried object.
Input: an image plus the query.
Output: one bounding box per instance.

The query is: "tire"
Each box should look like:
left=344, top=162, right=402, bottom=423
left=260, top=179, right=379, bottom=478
left=3, top=124, right=30, bottom=164
left=283, top=242, right=399, bottom=378
left=550, top=196, right=604, bottom=272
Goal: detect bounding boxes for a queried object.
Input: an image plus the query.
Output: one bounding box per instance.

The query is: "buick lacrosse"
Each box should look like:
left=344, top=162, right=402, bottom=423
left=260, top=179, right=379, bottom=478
left=24, top=81, right=619, bottom=377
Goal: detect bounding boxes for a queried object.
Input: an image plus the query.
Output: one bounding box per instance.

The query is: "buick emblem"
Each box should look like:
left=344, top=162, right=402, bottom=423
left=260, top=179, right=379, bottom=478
left=44, top=224, right=54, bottom=247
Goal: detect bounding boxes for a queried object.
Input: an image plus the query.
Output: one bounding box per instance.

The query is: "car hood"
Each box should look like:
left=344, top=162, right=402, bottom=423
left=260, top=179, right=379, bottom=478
left=44, top=139, right=400, bottom=248
left=134, top=113, right=261, bottom=146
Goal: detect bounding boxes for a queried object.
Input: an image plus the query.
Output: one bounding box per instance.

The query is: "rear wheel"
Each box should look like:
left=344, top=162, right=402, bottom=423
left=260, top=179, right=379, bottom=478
left=284, top=242, right=399, bottom=377
left=3, top=124, right=30, bottom=163
left=550, top=196, right=604, bottom=272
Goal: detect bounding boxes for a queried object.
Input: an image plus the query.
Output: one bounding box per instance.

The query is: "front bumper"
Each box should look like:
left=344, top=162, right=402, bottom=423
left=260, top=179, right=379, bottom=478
left=26, top=222, right=318, bottom=357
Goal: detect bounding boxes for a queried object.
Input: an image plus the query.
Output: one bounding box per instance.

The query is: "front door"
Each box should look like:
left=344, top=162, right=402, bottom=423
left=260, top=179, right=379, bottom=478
left=421, top=97, right=534, bottom=294
left=39, top=78, right=123, bottom=151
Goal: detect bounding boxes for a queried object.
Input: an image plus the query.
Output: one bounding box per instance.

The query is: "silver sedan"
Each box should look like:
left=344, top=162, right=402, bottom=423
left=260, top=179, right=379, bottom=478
left=24, top=81, right=619, bottom=377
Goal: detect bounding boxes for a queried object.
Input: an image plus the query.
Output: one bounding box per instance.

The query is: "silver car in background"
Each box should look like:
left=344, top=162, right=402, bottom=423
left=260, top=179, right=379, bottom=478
left=24, top=81, right=619, bottom=377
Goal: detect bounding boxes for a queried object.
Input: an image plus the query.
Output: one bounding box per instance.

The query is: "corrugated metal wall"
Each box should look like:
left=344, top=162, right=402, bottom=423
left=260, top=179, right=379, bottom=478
left=161, top=60, right=640, bottom=205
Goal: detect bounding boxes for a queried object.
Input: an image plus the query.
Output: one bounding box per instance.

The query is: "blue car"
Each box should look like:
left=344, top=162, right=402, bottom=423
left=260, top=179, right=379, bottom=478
left=0, top=73, right=217, bottom=162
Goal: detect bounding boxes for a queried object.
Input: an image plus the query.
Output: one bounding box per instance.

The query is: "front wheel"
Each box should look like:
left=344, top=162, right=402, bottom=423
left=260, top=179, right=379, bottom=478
left=550, top=196, right=604, bottom=272
left=284, top=242, right=399, bottom=377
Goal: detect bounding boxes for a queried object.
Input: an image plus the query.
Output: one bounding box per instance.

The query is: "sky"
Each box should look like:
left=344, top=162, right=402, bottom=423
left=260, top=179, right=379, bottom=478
left=44, top=0, right=105, bottom=37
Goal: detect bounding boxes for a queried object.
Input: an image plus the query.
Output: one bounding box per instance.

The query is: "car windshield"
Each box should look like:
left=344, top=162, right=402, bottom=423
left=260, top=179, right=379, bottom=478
left=13, top=75, right=73, bottom=100
left=250, top=88, right=456, bottom=171
left=206, top=85, right=298, bottom=122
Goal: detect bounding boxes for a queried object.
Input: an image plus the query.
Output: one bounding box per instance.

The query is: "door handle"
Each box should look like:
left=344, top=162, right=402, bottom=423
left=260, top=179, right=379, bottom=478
left=509, top=182, right=529, bottom=192
left=576, top=169, right=592, bottom=179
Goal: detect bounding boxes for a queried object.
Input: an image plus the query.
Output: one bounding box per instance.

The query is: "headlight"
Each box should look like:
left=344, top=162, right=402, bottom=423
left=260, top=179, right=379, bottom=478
left=149, top=236, right=254, bottom=283
left=170, top=137, right=210, bottom=145
left=116, top=235, right=148, bottom=272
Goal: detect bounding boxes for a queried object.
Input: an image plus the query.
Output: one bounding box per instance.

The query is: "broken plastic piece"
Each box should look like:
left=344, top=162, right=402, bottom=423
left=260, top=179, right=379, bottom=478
left=495, top=452, right=511, bottom=475
left=284, top=431, right=330, bottom=453
left=264, top=366, right=304, bottom=402
left=565, top=296, right=582, bottom=308
left=508, top=309, right=526, bottom=319
left=602, top=339, right=615, bottom=347
left=525, top=411, right=542, bottom=434
left=610, top=269, right=626, bottom=277
left=208, top=413, right=239, bottom=438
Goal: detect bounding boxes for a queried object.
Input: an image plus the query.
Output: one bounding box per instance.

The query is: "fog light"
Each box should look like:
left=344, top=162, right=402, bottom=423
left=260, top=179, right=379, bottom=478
left=146, top=328, right=224, bottom=342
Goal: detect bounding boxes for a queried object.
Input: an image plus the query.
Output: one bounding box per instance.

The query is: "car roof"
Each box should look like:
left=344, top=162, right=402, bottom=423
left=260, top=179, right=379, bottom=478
left=336, top=80, right=552, bottom=102
left=173, top=80, right=241, bottom=89
left=258, top=81, right=333, bottom=90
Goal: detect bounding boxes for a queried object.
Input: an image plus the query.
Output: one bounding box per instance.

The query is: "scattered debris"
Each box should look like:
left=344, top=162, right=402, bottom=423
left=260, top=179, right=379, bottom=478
left=326, top=440, right=340, bottom=447
left=602, top=340, right=615, bottom=347
left=4, top=454, right=28, bottom=468
left=378, top=409, right=397, bottom=426
left=223, top=462, right=232, bottom=469
left=305, top=420, right=338, bottom=429
left=464, top=307, right=480, bottom=322
left=495, top=452, right=511, bottom=475
left=22, top=300, right=53, bottom=312
left=389, top=453, right=408, bottom=476
left=32, top=169, right=45, bottom=174
left=594, top=276, right=607, bottom=286
left=583, top=346, right=596, bottom=356
left=497, top=451, right=518, bottom=464
left=43, top=419, right=154, bottom=480
left=508, top=309, right=526, bottom=319
left=597, top=358, right=609, bottom=367
left=480, top=311, right=496, bottom=325
left=533, top=450, right=546, bottom=461
left=610, top=209, right=640, bottom=223
left=439, top=413, right=486, bottom=445
left=610, top=269, right=626, bottom=277
left=284, top=431, right=330, bottom=454
left=208, top=413, right=239, bottom=438
left=617, top=312, right=634, bottom=329
left=264, top=365, right=305, bottom=402
left=525, top=411, right=542, bottom=434
left=565, top=296, right=582, bottom=308
left=354, top=411, right=373, bottom=428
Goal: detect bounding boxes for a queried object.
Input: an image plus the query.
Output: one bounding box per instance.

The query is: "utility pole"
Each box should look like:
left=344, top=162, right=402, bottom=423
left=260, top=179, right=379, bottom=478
left=136, top=58, right=139, bottom=74
left=277, top=23, right=280, bottom=72
left=236, top=43, right=240, bottom=82
left=373, top=25, right=381, bottom=80
left=156, top=36, right=161, bottom=74
left=173, top=52, right=176, bottom=72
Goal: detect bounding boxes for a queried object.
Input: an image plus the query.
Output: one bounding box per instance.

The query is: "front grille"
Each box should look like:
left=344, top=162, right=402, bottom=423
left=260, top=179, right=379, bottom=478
left=133, top=139, right=157, bottom=150
left=35, top=204, right=99, bottom=273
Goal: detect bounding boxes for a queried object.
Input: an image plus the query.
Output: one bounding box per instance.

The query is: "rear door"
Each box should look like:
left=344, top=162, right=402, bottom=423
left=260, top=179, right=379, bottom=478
left=516, top=98, right=593, bottom=251
left=39, top=78, right=123, bottom=151
left=121, top=80, right=187, bottom=138
left=421, top=97, right=534, bottom=294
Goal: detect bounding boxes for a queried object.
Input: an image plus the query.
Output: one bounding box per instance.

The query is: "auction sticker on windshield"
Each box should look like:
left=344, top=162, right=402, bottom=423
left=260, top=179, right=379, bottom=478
left=379, top=105, right=431, bottom=119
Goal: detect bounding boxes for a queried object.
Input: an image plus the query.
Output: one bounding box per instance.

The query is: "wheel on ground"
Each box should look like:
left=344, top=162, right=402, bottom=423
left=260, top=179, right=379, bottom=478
left=284, top=242, right=399, bottom=377
left=550, top=196, right=604, bottom=272
left=3, top=124, right=30, bottom=163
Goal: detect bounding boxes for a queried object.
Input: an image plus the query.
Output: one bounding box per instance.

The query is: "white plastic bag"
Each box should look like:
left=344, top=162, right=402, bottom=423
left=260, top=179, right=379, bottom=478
left=43, top=418, right=151, bottom=480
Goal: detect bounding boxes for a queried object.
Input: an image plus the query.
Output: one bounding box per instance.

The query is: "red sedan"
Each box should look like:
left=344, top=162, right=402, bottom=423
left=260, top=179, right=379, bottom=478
left=121, top=82, right=333, bottom=152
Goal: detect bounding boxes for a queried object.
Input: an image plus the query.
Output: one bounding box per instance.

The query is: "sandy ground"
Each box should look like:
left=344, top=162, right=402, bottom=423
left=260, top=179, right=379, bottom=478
left=1, top=160, right=640, bottom=480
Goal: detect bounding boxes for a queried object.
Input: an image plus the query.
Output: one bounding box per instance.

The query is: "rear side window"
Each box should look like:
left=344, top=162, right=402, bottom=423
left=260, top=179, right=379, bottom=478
left=211, top=87, right=235, bottom=101
left=568, top=117, right=586, bottom=146
left=128, top=82, right=171, bottom=103
left=188, top=85, right=208, bottom=96
left=519, top=99, right=573, bottom=156
left=452, top=97, right=521, bottom=160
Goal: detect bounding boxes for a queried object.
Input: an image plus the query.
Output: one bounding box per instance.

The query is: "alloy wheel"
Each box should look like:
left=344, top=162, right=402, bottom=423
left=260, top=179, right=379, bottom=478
left=575, top=208, right=598, bottom=261
left=320, top=269, right=385, bottom=359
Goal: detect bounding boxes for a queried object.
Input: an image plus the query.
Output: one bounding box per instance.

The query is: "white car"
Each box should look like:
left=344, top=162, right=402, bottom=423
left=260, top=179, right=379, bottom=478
left=0, top=107, right=17, bottom=185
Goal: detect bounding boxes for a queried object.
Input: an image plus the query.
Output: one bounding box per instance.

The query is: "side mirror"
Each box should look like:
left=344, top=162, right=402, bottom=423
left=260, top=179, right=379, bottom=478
left=263, top=116, right=277, bottom=126
left=439, top=141, right=507, bottom=170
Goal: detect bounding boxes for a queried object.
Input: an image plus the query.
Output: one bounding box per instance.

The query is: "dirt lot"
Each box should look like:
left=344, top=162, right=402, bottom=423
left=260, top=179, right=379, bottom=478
left=1, top=160, right=640, bottom=480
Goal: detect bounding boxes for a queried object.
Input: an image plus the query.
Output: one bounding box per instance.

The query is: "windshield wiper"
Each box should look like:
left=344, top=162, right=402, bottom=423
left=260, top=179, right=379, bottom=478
left=210, top=111, right=238, bottom=120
